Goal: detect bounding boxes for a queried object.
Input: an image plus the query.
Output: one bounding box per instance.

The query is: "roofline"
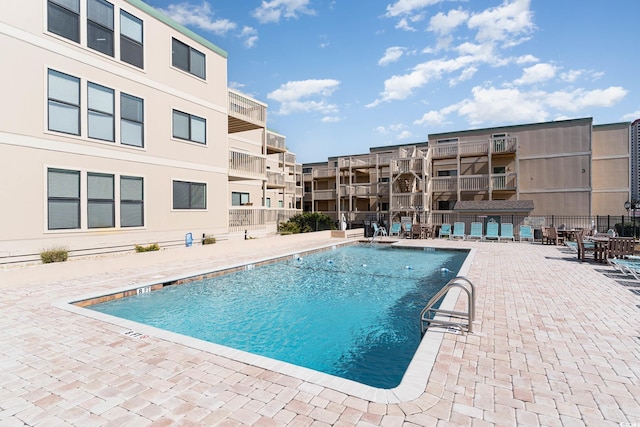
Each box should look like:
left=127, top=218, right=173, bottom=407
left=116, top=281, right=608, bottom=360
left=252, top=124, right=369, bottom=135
left=428, top=117, right=593, bottom=139
left=125, top=0, right=228, bottom=59
left=593, top=121, right=631, bottom=129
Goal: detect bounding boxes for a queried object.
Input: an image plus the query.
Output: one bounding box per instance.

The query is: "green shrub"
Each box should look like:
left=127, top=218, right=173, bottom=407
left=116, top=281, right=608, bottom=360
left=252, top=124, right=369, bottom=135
left=40, top=247, right=68, bottom=264
left=278, top=212, right=336, bottom=234
left=202, top=236, right=216, bottom=245
left=134, top=243, right=160, bottom=253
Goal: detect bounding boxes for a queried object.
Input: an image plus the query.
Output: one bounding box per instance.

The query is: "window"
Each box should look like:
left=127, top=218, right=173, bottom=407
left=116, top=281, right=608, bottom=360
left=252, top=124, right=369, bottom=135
left=172, top=38, right=205, bottom=79
left=173, top=181, right=206, bottom=209
left=121, top=176, right=143, bottom=227
left=302, top=167, right=312, bottom=174
left=278, top=200, right=284, bottom=208
left=121, top=93, right=144, bottom=147
left=120, top=10, right=143, bottom=68
left=231, top=192, right=249, bottom=206
left=437, top=170, right=458, bottom=177
left=87, top=0, right=114, bottom=56
left=172, top=110, right=206, bottom=144
left=88, top=82, right=114, bottom=141
left=436, top=138, right=458, bottom=144
left=87, top=173, right=114, bottom=228
left=48, top=168, right=80, bottom=230
left=437, top=200, right=456, bottom=210
left=48, top=69, right=80, bottom=135
left=266, top=197, right=271, bottom=208
left=48, top=0, right=80, bottom=42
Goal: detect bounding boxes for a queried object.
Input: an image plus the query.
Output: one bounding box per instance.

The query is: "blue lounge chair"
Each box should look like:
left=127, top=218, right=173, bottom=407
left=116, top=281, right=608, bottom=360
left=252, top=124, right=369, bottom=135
left=484, top=221, right=499, bottom=241
left=372, top=222, right=387, bottom=237
left=499, top=223, right=515, bottom=242
left=402, top=222, right=413, bottom=239
left=467, top=222, right=483, bottom=240
left=389, top=222, right=401, bottom=237
left=519, top=225, right=534, bottom=242
left=451, top=222, right=466, bottom=240
left=438, top=223, right=451, bottom=238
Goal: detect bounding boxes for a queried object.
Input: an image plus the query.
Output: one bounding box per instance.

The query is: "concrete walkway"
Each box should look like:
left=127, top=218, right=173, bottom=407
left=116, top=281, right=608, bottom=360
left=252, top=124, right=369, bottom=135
left=0, top=232, right=638, bottom=426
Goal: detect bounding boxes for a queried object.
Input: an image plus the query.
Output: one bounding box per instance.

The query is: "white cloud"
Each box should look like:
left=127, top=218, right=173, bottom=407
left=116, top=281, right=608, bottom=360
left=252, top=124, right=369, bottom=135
left=385, top=0, right=444, bottom=18
left=421, top=85, right=628, bottom=127
left=375, top=126, right=389, bottom=135
left=239, top=26, right=258, bottom=48
left=513, top=63, right=557, bottom=85
left=268, top=79, right=341, bottom=115
left=158, top=2, right=236, bottom=35
left=467, top=0, right=535, bottom=47
left=252, top=0, right=315, bottom=24
left=397, top=130, right=413, bottom=140
left=321, top=116, right=343, bottom=123
left=449, top=66, right=478, bottom=86
left=560, top=69, right=582, bottom=83
left=378, top=47, right=405, bottom=66
left=395, top=17, right=417, bottom=31
left=428, top=8, right=469, bottom=35
left=515, top=54, right=538, bottom=64
left=623, top=111, right=640, bottom=121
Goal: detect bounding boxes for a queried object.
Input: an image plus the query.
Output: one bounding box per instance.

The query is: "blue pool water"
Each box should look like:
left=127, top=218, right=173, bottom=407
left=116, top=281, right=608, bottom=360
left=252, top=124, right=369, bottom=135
left=89, top=244, right=467, bottom=388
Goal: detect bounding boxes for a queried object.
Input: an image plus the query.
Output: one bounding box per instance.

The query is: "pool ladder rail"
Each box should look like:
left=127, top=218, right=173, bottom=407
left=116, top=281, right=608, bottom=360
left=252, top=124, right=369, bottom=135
left=420, top=276, right=476, bottom=335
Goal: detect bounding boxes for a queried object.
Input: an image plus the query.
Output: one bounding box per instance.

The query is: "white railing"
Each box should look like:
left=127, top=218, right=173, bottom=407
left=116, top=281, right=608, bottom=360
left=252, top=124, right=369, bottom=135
left=340, top=185, right=372, bottom=197
left=391, top=194, right=424, bottom=209
left=431, top=143, right=458, bottom=158
left=459, top=141, right=489, bottom=157
left=266, top=132, right=286, bottom=151
left=393, top=158, right=424, bottom=174
left=314, top=189, right=337, bottom=200
left=431, top=177, right=457, bottom=192
left=492, top=137, right=517, bottom=154
left=459, top=175, right=489, bottom=191
left=492, top=173, right=517, bottom=190
left=266, top=171, right=285, bottom=187
left=229, top=150, right=266, bottom=178
left=313, top=168, right=336, bottom=178
left=228, top=89, right=266, bottom=127
left=285, top=153, right=296, bottom=164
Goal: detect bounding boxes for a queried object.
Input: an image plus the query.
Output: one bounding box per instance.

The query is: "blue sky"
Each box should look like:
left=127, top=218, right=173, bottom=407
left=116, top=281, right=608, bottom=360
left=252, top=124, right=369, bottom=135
left=146, top=0, right=639, bottom=163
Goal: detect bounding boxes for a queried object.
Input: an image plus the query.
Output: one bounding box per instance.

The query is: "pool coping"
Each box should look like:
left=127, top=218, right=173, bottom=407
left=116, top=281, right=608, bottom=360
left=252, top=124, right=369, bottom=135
left=53, top=241, right=476, bottom=404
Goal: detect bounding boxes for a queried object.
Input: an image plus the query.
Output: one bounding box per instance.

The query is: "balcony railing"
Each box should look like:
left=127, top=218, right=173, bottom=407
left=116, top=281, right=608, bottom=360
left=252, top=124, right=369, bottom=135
left=314, top=189, right=337, bottom=200
left=491, top=172, right=517, bottom=190
left=391, top=194, right=426, bottom=209
left=229, top=150, right=266, bottom=179
left=313, top=168, right=336, bottom=178
left=431, top=143, right=458, bottom=159
left=431, top=177, right=457, bottom=192
left=393, top=158, right=424, bottom=174
left=340, top=185, right=372, bottom=197
left=266, top=132, right=286, bottom=153
left=228, top=89, right=266, bottom=132
left=285, top=153, right=296, bottom=164
left=492, top=137, right=517, bottom=154
left=229, top=208, right=300, bottom=232
left=459, top=141, right=489, bottom=157
left=459, top=175, right=489, bottom=191
left=339, top=157, right=374, bottom=168
left=266, top=171, right=285, bottom=187
left=431, top=137, right=518, bottom=159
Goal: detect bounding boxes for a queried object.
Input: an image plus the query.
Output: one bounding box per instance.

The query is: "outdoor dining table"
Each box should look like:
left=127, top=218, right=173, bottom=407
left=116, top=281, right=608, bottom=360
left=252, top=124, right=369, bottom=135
left=587, top=235, right=610, bottom=262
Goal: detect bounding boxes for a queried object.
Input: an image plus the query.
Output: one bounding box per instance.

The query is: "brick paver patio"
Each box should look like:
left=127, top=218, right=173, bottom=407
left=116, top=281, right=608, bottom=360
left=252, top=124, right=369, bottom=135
left=0, top=232, right=638, bottom=426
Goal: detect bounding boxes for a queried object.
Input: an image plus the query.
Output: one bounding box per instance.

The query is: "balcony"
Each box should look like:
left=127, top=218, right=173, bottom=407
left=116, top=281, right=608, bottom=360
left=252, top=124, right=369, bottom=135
left=340, top=184, right=373, bottom=197
left=228, top=89, right=266, bottom=133
left=459, top=175, right=489, bottom=192
left=431, top=143, right=458, bottom=159
left=266, top=171, right=285, bottom=188
left=313, top=168, right=336, bottom=178
left=313, top=189, right=337, bottom=200
left=391, top=194, right=426, bottom=209
left=266, top=131, right=286, bottom=154
left=431, top=177, right=457, bottom=192
left=393, top=158, right=424, bottom=174
left=229, top=150, right=266, bottom=180
left=492, top=137, right=517, bottom=154
left=491, top=172, right=517, bottom=190
left=459, top=141, right=489, bottom=157
left=431, top=137, right=518, bottom=159
left=339, top=157, right=374, bottom=168
left=285, top=153, right=296, bottom=164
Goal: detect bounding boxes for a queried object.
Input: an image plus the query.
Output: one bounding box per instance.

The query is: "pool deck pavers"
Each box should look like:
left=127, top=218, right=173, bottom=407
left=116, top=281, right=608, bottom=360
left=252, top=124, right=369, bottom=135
left=1, top=231, right=639, bottom=426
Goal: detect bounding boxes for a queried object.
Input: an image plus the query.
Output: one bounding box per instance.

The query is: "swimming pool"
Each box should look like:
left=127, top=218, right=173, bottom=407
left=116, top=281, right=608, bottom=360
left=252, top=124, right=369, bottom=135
left=86, top=244, right=467, bottom=389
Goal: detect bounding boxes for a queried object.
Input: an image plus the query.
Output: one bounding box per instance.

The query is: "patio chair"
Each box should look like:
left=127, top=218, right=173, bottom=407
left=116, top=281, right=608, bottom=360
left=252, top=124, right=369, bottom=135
left=575, top=230, right=596, bottom=261
left=402, top=222, right=413, bottom=239
left=467, top=222, right=483, bottom=240
left=519, top=225, right=534, bottom=242
left=607, top=257, right=640, bottom=280
left=542, top=226, right=564, bottom=245
left=499, top=223, right=515, bottom=242
left=607, top=236, right=634, bottom=259
left=438, top=223, right=452, bottom=239
left=451, top=222, right=466, bottom=240
left=372, top=222, right=387, bottom=238
left=389, top=222, right=401, bottom=237
left=484, top=221, right=499, bottom=241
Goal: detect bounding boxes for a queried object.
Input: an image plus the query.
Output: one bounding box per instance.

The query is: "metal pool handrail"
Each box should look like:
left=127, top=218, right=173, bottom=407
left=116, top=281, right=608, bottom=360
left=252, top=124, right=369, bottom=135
left=420, top=276, right=475, bottom=335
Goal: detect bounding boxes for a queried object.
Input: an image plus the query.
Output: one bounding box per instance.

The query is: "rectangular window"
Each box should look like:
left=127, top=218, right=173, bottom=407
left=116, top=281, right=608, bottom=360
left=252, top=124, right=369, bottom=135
left=436, top=138, right=459, bottom=144
left=88, top=82, right=114, bottom=141
left=266, top=197, right=271, bottom=208
left=121, top=176, right=143, bottom=227
left=120, top=10, right=143, bottom=68
left=87, top=173, right=114, bottom=228
left=173, top=181, right=206, bottom=209
left=171, top=38, right=205, bottom=79
left=48, top=0, right=80, bottom=42
left=172, top=110, right=206, bottom=144
left=278, top=200, right=284, bottom=208
left=48, top=168, right=80, bottom=230
left=437, top=170, right=458, bottom=177
left=302, top=167, right=312, bottom=174
left=231, top=192, right=249, bottom=206
left=121, top=93, right=144, bottom=147
left=48, top=69, right=80, bottom=135
left=87, top=0, right=114, bottom=56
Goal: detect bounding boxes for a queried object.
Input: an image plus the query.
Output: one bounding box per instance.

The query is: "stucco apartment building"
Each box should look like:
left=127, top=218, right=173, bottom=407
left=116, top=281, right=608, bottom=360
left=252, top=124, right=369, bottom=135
left=0, top=0, right=301, bottom=264
left=303, top=117, right=631, bottom=230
